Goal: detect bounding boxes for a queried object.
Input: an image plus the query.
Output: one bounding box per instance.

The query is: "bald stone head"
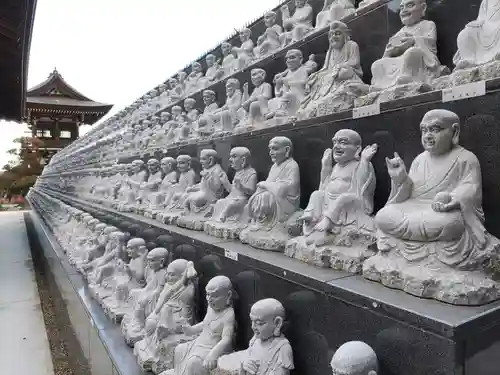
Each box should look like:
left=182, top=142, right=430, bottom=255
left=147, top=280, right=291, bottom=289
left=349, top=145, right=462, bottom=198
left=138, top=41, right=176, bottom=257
left=166, top=258, right=189, bottom=284
left=126, top=238, right=146, bottom=258
left=331, top=341, right=378, bottom=375
left=332, top=129, right=362, bottom=165
left=250, top=298, right=286, bottom=341
left=177, top=155, right=192, bottom=172
left=206, top=275, right=232, bottom=312
left=161, top=157, right=176, bottom=173
left=400, top=0, right=426, bottom=26
left=269, top=136, right=293, bottom=164
left=420, top=109, right=460, bottom=155
left=229, top=147, right=251, bottom=170
left=147, top=247, right=169, bottom=271
left=200, top=149, right=219, bottom=169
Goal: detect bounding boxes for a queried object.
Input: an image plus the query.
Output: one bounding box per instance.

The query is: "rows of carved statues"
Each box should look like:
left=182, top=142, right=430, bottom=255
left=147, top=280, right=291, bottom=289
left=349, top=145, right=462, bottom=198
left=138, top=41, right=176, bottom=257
left=35, top=109, right=500, bottom=306
left=46, top=0, right=500, bottom=169
left=28, top=189, right=380, bottom=375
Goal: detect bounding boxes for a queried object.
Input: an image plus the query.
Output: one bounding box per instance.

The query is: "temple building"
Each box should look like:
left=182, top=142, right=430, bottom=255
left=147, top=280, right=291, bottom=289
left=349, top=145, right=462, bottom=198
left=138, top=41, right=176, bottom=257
left=25, top=68, right=113, bottom=155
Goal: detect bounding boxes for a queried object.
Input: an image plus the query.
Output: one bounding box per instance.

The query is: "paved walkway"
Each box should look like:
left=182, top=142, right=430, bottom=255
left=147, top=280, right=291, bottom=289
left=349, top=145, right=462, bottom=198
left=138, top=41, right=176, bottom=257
left=0, top=212, right=54, bottom=375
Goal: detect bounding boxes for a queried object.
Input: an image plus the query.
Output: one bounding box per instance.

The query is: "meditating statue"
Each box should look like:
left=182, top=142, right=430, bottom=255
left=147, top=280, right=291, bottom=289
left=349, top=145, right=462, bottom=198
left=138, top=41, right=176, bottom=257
left=215, top=298, right=294, bottom=375
left=161, top=275, right=235, bottom=375
left=101, top=238, right=148, bottom=313
left=265, top=49, right=310, bottom=123
left=200, top=54, right=220, bottom=87
left=454, top=0, right=500, bottom=70
left=134, top=259, right=197, bottom=373
left=255, top=11, right=283, bottom=59
left=364, top=109, right=500, bottom=305
left=81, top=226, right=120, bottom=277
left=236, top=68, right=273, bottom=130
left=167, top=76, right=184, bottom=104
left=146, top=157, right=178, bottom=214
left=232, top=28, right=255, bottom=72
left=196, top=90, right=220, bottom=138
left=361, top=0, right=446, bottom=102
left=210, top=78, right=244, bottom=136
left=285, top=130, right=378, bottom=271
left=165, top=106, right=184, bottom=144
left=281, top=0, right=314, bottom=46
left=119, top=159, right=147, bottom=212
left=297, top=22, right=369, bottom=119
left=121, top=247, right=169, bottom=344
left=177, top=149, right=228, bottom=230
left=157, top=155, right=198, bottom=223
left=315, top=0, right=355, bottom=30
left=217, top=42, right=237, bottom=80
left=185, top=62, right=205, bottom=95
left=330, top=341, right=378, bottom=375
left=240, top=137, right=301, bottom=252
left=137, top=159, right=163, bottom=212
left=204, top=147, right=258, bottom=239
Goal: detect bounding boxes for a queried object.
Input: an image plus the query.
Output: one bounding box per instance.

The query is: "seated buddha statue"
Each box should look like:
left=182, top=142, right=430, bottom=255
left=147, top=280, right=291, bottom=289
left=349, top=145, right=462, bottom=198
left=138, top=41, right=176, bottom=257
left=199, top=54, right=219, bottom=88
left=236, top=68, right=273, bottom=130
left=210, top=78, right=243, bottom=136
left=204, top=147, right=258, bottom=239
left=266, top=49, right=310, bottom=122
left=147, top=157, right=178, bottom=213
left=177, top=98, right=199, bottom=141
left=177, top=149, right=228, bottom=229
left=184, top=62, right=205, bottom=95
left=281, top=0, right=314, bottom=46
left=454, top=0, right=500, bottom=70
left=216, top=42, right=237, bottom=81
left=254, top=11, right=283, bottom=59
left=240, top=137, right=301, bottom=252
left=286, top=130, right=377, bottom=270
left=119, top=159, right=147, bottom=211
left=364, top=109, right=500, bottom=305
left=232, top=28, right=255, bottom=72
left=196, top=90, right=220, bottom=138
left=369, top=0, right=445, bottom=92
left=297, top=21, right=369, bottom=119
left=315, top=0, right=355, bottom=30
left=136, top=159, right=163, bottom=212
left=165, top=106, right=184, bottom=144
left=215, top=298, right=294, bottom=375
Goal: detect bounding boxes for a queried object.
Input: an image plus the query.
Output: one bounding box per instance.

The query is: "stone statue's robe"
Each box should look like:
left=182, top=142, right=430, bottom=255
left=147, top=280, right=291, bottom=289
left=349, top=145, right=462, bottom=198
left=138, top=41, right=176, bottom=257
left=248, top=158, right=300, bottom=227
left=316, top=0, right=355, bottom=30
left=125, top=171, right=147, bottom=204
left=166, top=170, right=197, bottom=210
left=305, top=159, right=375, bottom=234
left=454, top=0, right=500, bottom=66
left=299, top=40, right=367, bottom=117
left=215, top=91, right=243, bottom=132
left=140, top=171, right=163, bottom=206
left=211, top=167, right=257, bottom=222
left=282, top=4, right=314, bottom=44
left=219, top=335, right=293, bottom=375
left=375, top=146, right=497, bottom=268
left=197, top=103, right=220, bottom=136
left=172, top=307, right=235, bottom=375
left=185, top=164, right=227, bottom=213
left=371, top=20, right=442, bottom=89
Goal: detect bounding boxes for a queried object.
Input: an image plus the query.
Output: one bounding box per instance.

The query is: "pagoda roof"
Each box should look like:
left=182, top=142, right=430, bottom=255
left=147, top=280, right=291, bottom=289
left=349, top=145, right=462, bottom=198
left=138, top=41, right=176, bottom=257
left=26, top=68, right=113, bottom=123
left=0, top=0, right=38, bottom=121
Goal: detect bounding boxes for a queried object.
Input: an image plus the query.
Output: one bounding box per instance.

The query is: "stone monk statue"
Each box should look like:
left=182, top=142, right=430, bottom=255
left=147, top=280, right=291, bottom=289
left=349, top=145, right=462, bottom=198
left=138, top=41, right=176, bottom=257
left=454, top=0, right=500, bottom=70
left=364, top=109, right=500, bottom=305
left=215, top=298, right=294, bottom=375
left=204, top=147, right=258, bottom=239
left=330, top=341, right=378, bottom=375
left=369, top=0, right=444, bottom=91
left=240, top=137, right=301, bottom=252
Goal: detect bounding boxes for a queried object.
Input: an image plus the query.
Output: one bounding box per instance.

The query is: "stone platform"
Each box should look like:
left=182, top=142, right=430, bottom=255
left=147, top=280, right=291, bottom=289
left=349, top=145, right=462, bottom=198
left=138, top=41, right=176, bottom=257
left=33, top=190, right=500, bottom=375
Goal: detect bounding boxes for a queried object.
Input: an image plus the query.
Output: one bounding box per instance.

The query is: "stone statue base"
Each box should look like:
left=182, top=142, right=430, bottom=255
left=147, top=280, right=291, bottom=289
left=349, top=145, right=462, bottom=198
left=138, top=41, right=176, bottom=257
left=285, top=232, right=376, bottom=273
left=264, top=115, right=292, bottom=128
left=204, top=220, right=246, bottom=240
left=117, top=203, right=136, bottom=213
left=363, top=253, right=500, bottom=305
left=212, top=350, right=246, bottom=375
left=240, top=212, right=302, bottom=252
left=432, top=60, right=500, bottom=90
left=121, top=318, right=145, bottom=347
left=157, top=210, right=183, bottom=225
left=177, top=212, right=212, bottom=231
left=103, top=299, right=130, bottom=323
left=354, top=82, right=433, bottom=107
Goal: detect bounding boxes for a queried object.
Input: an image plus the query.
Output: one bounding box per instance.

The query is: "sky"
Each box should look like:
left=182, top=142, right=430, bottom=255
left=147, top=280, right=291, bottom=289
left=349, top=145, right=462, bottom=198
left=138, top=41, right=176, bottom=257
left=0, top=0, right=282, bottom=168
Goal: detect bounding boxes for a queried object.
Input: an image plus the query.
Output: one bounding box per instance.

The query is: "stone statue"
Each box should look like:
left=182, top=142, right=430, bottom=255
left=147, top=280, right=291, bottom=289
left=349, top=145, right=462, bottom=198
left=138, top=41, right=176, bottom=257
left=196, top=90, right=220, bottom=138
left=134, top=259, right=197, bottom=373
left=100, top=237, right=148, bottom=307
left=297, top=22, right=369, bottom=119
left=81, top=227, right=120, bottom=277
left=217, top=42, right=237, bottom=80
left=357, top=0, right=447, bottom=106
left=364, top=109, right=500, bottom=305
left=157, top=155, right=198, bottom=224
left=165, top=106, right=185, bottom=144
left=185, top=62, right=205, bottom=95
left=265, top=49, right=310, bottom=123
left=137, top=159, right=163, bottom=213
left=330, top=341, right=378, bottom=375
left=161, top=275, right=235, bottom=375
left=121, top=247, right=169, bottom=343
left=255, top=11, right=283, bottom=59
left=204, top=147, right=258, bottom=239
left=232, top=28, right=255, bottom=71
left=177, top=149, right=228, bottom=230
left=240, top=137, right=301, bottom=252
left=434, top=0, right=500, bottom=88
left=119, top=159, right=147, bottom=212
left=210, top=78, right=244, bottom=136
left=145, top=157, right=178, bottom=215
left=281, top=0, right=314, bottom=46
left=315, top=0, right=355, bottom=30
left=215, top=298, right=293, bottom=375
left=236, top=68, right=273, bottom=131
left=285, top=130, right=378, bottom=272
left=200, top=54, right=220, bottom=87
